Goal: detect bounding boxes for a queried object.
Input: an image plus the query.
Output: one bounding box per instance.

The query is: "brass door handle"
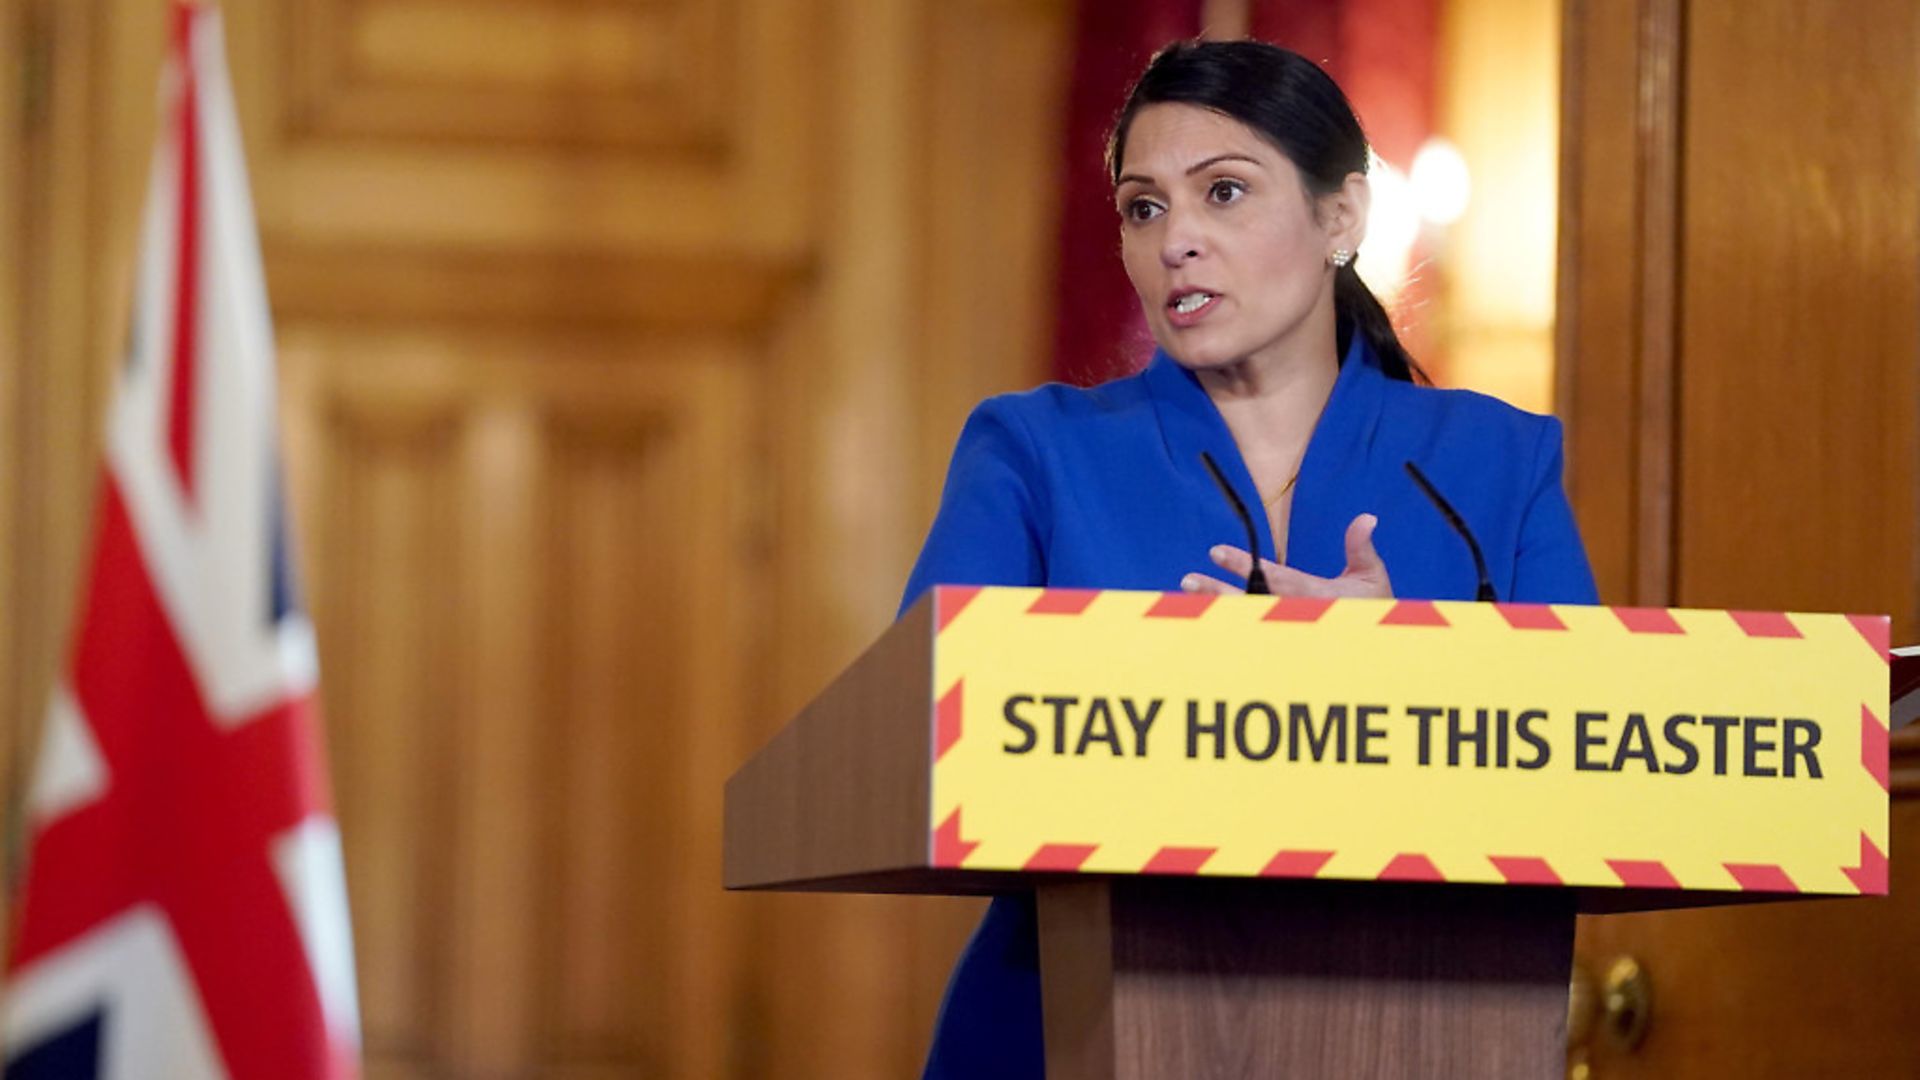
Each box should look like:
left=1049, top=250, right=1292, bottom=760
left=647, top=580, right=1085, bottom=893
left=1568, top=955, right=1653, bottom=1077
left=1600, top=956, right=1652, bottom=1049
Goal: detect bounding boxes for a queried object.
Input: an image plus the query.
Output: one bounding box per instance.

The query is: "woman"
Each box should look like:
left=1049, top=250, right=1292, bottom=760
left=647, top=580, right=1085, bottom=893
left=900, top=40, right=1597, bottom=1078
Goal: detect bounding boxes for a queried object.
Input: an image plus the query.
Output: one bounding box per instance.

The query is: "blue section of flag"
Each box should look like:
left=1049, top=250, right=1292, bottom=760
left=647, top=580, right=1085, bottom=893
left=4, top=1010, right=105, bottom=1080
left=268, top=459, right=302, bottom=624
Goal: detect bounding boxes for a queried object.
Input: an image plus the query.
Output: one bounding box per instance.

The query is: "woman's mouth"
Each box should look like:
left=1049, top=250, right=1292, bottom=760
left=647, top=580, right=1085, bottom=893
left=1167, top=290, right=1221, bottom=327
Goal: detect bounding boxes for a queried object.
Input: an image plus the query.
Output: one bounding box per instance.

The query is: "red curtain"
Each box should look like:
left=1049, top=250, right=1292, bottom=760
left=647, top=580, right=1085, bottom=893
left=1049, top=0, right=1440, bottom=385
left=1050, top=0, right=1203, bottom=387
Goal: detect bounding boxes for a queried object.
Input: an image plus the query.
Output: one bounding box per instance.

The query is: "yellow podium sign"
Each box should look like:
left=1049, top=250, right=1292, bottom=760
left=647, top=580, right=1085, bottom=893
left=928, top=587, right=1890, bottom=895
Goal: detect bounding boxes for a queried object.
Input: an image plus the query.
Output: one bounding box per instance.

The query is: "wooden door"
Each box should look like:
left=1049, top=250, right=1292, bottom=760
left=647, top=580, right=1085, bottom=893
left=1558, top=0, right=1920, bottom=1073
left=0, top=0, right=1069, bottom=1076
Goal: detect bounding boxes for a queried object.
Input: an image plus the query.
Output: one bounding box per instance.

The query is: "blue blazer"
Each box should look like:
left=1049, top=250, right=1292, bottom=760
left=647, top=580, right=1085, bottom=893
left=899, top=334, right=1599, bottom=1079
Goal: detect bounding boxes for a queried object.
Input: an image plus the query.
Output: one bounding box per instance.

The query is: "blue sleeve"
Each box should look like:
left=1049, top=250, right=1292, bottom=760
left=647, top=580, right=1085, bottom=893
left=898, top=398, right=1050, bottom=617
left=1510, top=416, right=1601, bottom=605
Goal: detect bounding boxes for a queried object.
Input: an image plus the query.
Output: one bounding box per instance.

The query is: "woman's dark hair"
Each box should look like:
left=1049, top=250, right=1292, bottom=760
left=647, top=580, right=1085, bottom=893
left=1107, top=40, right=1425, bottom=384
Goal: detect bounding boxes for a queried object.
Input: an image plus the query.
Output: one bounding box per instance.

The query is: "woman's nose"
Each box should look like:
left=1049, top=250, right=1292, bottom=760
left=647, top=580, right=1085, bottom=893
left=1159, top=208, right=1203, bottom=267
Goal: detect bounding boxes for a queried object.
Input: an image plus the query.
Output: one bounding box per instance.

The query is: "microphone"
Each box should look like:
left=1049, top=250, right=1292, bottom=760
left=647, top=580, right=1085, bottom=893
left=1403, top=461, right=1495, bottom=602
left=1199, top=451, right=1271, bottom=595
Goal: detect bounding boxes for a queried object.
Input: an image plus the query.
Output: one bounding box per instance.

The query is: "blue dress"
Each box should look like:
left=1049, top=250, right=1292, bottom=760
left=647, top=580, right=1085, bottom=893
left=898, top=333, right=1599, bottom=1079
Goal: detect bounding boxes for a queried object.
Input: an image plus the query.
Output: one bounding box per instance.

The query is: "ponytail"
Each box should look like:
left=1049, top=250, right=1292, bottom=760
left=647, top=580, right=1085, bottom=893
left=1334, top=263, right=1426, bottom=385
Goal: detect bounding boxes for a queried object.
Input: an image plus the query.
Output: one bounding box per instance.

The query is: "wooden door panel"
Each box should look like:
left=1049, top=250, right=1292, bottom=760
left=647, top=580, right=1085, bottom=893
left=223, top=0, right=813, bottom=256
left=1672, top=0, right=1919, bottom=627
left=281, top=328, right=758, bottom=1076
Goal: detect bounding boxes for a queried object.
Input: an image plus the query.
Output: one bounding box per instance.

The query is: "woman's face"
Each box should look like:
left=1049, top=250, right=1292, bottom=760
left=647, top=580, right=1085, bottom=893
left=1114, top=103, right=1361, bottom=372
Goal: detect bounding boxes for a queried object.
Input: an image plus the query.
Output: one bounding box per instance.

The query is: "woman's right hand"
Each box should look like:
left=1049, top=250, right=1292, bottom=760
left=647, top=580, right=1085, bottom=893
left=1180, top=513, right=1393, bottom=599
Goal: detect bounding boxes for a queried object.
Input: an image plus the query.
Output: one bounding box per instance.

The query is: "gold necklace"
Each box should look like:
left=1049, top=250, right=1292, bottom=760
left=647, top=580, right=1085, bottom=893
left=1263, top=470, right=1300, bottom=508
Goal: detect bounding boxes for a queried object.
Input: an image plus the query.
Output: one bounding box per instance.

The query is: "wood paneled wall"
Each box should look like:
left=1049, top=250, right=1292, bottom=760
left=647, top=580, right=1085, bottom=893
left=0, top=0, right=22, bottom=831
left=0, top=0, right=1068, bottom=1076
left=1559, top=0, right=1919, bottom=1073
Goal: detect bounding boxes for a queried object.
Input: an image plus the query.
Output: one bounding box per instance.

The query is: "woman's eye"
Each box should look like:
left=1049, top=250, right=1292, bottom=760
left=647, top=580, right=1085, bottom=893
left=1124, top=198, right=1164, bottom=223
left=1208, top=178, right=1246, bottom=204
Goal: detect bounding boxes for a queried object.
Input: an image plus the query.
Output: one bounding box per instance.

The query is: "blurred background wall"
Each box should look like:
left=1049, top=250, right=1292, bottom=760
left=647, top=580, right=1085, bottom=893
left=0, top=0, right=1913, bottom=1077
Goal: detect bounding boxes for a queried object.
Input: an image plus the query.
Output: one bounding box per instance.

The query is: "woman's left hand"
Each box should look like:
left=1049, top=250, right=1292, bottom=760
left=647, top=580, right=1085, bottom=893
left=1180, top=513, right=1394, bottom=599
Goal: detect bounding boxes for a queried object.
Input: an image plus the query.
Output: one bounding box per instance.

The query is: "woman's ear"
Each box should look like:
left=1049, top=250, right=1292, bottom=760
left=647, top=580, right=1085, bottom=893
left=1321, top=172, right=1371, bottom=255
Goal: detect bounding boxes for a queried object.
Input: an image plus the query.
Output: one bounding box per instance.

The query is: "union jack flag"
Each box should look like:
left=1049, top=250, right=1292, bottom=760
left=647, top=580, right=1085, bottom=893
left=2, top=4, right=361, bottom=1076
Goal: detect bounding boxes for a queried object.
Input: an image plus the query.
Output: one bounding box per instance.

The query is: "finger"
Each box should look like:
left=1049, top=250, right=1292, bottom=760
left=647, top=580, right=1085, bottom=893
left=1208, top=544, right=1256, bottom=579
left=1180, top=571, right=1241, bottom=596
left=1343, top=513, right=1386, bottom=576
left=1205, top=545, right=1297, bottom=588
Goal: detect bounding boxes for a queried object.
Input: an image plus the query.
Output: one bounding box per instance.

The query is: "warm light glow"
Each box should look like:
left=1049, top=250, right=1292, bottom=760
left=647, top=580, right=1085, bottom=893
left=1433, top=0, right=1560, bottom=413
left=1357, top=155, right=1421, bottom=303
left=1411, top=138, right=1472, bottom=226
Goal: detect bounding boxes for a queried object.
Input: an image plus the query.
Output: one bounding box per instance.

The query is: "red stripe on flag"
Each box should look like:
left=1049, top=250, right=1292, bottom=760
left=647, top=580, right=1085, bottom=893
left=936, top=586, right=983, bottom=632
left=1847, top=613, right=1890, bottom=663
left=1843, top=833, right=1889, bottom=894
left=1724, top=863, right=1798, bottom=893
left=166, top=15, right=202, bottom=503
left=1495, top=604, right=1567, bottom=631
left=1614, top=607, right=1684, bottom=634
left=1259, top=850, right=1334, bottom=878
left=1027, top=588, right=1098, bottom=615
left=935, top=681, right=964, bottom=761
left=1141, top=846, right=1215, bottom=874
left=1489, top=856, right=1563, bottom=886
left=1863, top=704, right=1890, bottom=791
left=1607, top=859, right=1681, bottom=889
left=1145, top=592, right=1214, bottom=618
left=1263, top=597, right=1334, bottom=622
left=8, top=479, right=336, bottom=1076
left=932, top=809, right=979, bottom=868
left=1729, top=611, right=1802, bottom=638
left=1380, top=601, right=1448, bottom=627
left=1377, top=854, right=1445, bottom=881
left=1024, top=843, right=1098, bottom=872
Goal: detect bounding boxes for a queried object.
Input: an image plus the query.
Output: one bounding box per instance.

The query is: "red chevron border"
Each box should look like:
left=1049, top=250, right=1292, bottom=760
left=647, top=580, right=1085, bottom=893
left=1496, top=604, right=1568, bottom=631
left=1261, top=850, right=1335, bottom=878
left=1724, top=863, right=1798, bottom=892
left=1863, top=704, right=1890, bottom=791
left=1024, top=843, right=1099, bottom=872
left=936, top=585, right=983, bottom=632
left=1489, top=855, right=1563, bottom=886
left=926, top=828, right=1886, bottom=892
left=1614, top=607, right=1685, bottom=634
left=935, top=680, right=964, bottom=761
left=932, top=809, right=978, bottom=868
left=1145, top=592, right=1215, bottom=618
left=1142, top=846, right=1217, bottom=874
left=1607, top=859, right=1682, bottom=889
left=1843, top=833, right=1889, bottom=894
left=1846, top=613, right=1890, bottom=662
left=1027, top=588, right=1098, bottom=615
left=1729, top=610, right=1802, bottom=638
left=1380, top=601, right=1448, bottom=627
left=1263, top=597, right=1334, bottom=622
left=1377, top=854, right=1446, bottom=881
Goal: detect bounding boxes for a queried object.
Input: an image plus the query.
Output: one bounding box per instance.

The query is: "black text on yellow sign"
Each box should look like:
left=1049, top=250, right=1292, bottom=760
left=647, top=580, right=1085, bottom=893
left=999, top=694, right=1827, bottom=779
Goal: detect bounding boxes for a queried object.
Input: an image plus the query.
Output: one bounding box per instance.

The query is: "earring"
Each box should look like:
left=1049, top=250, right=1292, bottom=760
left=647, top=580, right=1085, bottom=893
left=1328, top=248, right=1355, bottom=268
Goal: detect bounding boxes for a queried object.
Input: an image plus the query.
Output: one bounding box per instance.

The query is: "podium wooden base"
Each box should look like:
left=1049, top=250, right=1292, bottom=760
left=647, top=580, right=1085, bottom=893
left=1037, top=877, right=1576, bottom=1079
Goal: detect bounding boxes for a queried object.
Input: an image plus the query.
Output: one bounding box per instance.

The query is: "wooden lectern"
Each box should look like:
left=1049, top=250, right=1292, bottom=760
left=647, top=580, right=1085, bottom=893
left=725, top=587, right=1890, bottom=1078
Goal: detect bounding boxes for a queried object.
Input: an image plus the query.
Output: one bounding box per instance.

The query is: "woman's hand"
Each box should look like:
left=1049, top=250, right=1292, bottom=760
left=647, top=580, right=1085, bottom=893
left=1180, top=513, right=1394, bottom=599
